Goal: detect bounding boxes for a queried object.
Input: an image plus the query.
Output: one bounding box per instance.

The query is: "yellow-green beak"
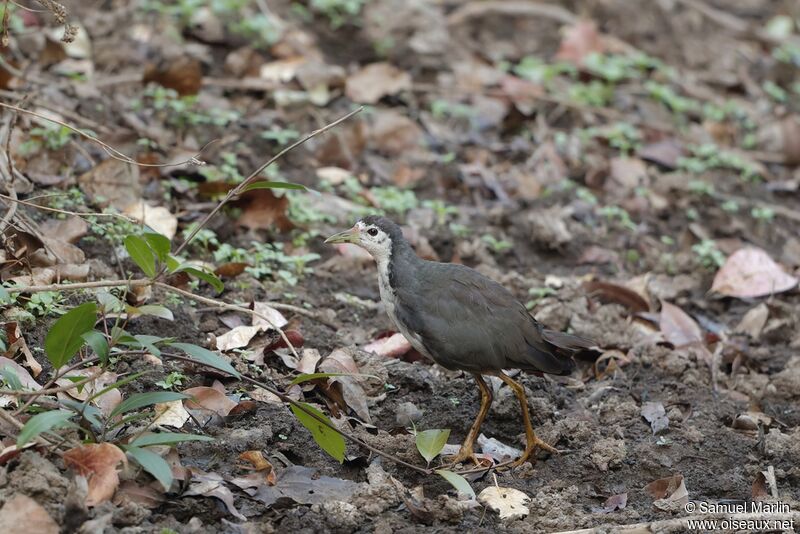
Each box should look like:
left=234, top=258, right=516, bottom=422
left=324, top=226, right=359, bottom=245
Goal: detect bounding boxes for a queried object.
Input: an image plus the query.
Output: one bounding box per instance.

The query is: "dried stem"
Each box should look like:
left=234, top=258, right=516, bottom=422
left=173, top=106, right=363, bottom=258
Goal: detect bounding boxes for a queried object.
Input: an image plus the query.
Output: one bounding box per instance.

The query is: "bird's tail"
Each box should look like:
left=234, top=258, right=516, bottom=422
left=541, top=329, right=596, bottom=352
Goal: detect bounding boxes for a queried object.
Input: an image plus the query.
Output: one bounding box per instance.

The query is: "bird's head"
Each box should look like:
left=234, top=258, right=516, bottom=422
left=324, top=216, right=403, bottom=261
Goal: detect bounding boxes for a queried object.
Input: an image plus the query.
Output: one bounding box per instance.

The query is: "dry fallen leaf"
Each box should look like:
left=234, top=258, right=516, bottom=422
left=216, top=325, right=261, bottom=351
left=641, top=401, right=670, bottom=434
left=555, top=20, right=605, bottom=65
left=659, top=301, right=702, bottom=348
left=113, top=480, right=166, bottom=509
left=252, top=302, right=289, bottom=330
left=64, top=443, right=128, bottom=506
left=364, top=333, right=412, bottom=358
left=734, top=303, right=769, bottom=339
left=152, top=399, right=191, bottom=428
left=478, top=485, right=531, bottom=520
left=319, top=348, right=371, bottom=423
left=0, top=494, right=59, bottom=534
left=345, top=62, right=412, bottom=104
left=370, top=109, right=423, bottom=156
left=583, top=280, right=650, bottom=313
left=3, top=322, right=42, bottom=378
left=184, top=468, right=246, bottom=520
left=711, top=247, right=798, bottom=299
left=594, top=492, right=628, bottom=513
left=123, top=201, right=178, bottom=240
left=644, top=473, right=688, bottom=507
left=183, top=386, right=238, bottom=416
left=239, top=450, right=277, bottom=486
left=235, top=189, right=293, bottom=232
left=143, top=56, right=203, bottom=96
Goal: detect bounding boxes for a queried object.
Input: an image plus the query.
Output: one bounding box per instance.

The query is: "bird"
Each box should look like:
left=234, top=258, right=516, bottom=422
left=325, top=215, right=593, bottom=467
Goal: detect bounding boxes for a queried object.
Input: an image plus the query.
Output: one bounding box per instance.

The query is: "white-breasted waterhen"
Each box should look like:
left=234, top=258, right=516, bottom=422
left=325, top=216, right=593, bottom=467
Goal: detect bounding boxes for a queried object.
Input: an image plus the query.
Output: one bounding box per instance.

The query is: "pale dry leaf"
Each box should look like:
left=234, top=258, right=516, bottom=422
left=183, top=386, right=238, bottom=416
left=123, top=201, right=178, bottom=240
left=345, top=62, right=411, bottom=104
left=0, top=494, right=59, bottom=534
left=297, top=348, right=321, bottom=374
left=363, top=333, right=412, bottom=358
left=0, top=356, right=41, bottom=407
left=152, top=399, right=190, bottom=428
left=659, top=301, right=702, bottom=348
left=216, top=325, right=261, bottom=351
left=259, top=57, right=306, bottom=83
left=63, top=443, right=128, bottom=506
left=40, top=216, right=89, bottom=243
left=711, top=247, right=798, bottom=299
left=478, top=486, right=531, bottom=520
left=7, top=267, right=55, bottom=286
left=252, top=302, right=288, bottom=330
left=185, top=468, right=246, bottom=520
left=641, top=401, right=669, bottom=434
left=316, top=166, right=353, bottom=185
left=477, top=434, right=521, bottom=463
left=734, top=303, right=769, bottom=339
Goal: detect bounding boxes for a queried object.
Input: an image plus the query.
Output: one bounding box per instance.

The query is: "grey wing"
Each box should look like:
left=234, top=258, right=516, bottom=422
left=394, top=264, right=575, bottom=374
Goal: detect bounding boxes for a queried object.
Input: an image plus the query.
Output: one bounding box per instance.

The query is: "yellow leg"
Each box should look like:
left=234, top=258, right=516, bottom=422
left=445, top=373, right=492, bottom=465
left=495, top=371, right=558, bottom=467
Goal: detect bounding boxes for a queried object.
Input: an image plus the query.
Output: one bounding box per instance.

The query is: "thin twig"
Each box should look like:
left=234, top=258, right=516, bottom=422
left=0, top=100, right=211, bottom=168
left=0, top=192, right=137, bottom=223
left=1, top=367, right=104, bottom=398
left=266, top=302, right=338, bottom=329
left=153, top=282, right=301, bottom=360
left=160, top=351, right=432, bottom=475
left=13, top=356, right=100, bottom=416
left=174, top=106, right=363, bottom=258
left=6, top=278, right=153, bottom=293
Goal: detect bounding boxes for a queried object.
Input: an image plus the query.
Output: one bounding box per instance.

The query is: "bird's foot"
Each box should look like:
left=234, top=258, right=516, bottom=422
left=509, top=436, right=560, bottom=468
left=442, top=448, right=490, bottom=468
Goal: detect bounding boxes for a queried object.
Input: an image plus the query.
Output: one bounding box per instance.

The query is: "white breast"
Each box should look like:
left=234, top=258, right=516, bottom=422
left=376, top=257, right=432, bottom=360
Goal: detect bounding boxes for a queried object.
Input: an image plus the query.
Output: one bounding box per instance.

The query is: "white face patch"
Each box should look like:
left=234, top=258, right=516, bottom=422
left=354, top=221, right=392, bottom=262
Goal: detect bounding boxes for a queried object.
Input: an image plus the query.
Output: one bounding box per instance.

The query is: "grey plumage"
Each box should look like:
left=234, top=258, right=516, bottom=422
left=361, top=215, right=591, bottom=375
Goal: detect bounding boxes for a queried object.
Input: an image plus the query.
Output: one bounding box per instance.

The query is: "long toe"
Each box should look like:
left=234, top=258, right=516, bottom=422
left=509, top=437, right=560, bottom=468
left=442, top=447, right=486, bottom=468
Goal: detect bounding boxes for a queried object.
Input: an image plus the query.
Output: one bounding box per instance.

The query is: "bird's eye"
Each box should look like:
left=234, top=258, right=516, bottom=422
left=367, top=228, right=378, bottom=237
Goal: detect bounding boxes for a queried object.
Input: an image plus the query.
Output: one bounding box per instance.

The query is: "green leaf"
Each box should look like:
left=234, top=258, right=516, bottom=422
left=130, top=432, right=214, bottom=447
left=169, top=342, right=240, bottom=378
left=289, top=372, right=349, bottom=385
left=87, top=372, right=145, bottom=404
left=59, top=398, right=104, bottom=430
left=110, top=391, right=188, bottom=418
left=289, top=372, right=380, bottom=386
left=165, top=255, right=181, bottom=273
left=176, top=266, right=224, bottom=293
left=290, top=402, right=345, bottom=463
left=125, top=445, right=173, bottom=491
left=242, top=180, right=306, bottom=192
left=124, top=235, right=157, bottom=278
left=133, top=334, right=166, bottom=357
left=435, top=470, right=476, bottom=499
left=0, top=366, right=22, bottom=390
left=415, top=428, right=450, bottom=463
left=143, top=232, right=171, bottom=262
left=0, top=285, right=11, bottom=304
left=17, top=410, right=74, bottom=447
left=97, top=291, right=123, bottom=313
left=44, top=302, right=97, bottom=368
left=131, top=305, right=174, bottom=321
left=81, top=330, right=109, bottom=364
